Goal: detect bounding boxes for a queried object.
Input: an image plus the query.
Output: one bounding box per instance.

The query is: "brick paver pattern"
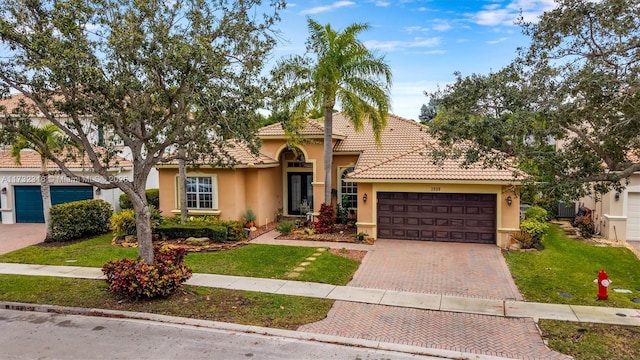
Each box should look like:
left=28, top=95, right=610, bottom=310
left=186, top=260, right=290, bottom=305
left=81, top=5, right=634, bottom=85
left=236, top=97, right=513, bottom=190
left=349, top=239, right=523, bottom=300
left=299, top=302, right=569, bottom=360
left=299, top=239, right=570, bottom=360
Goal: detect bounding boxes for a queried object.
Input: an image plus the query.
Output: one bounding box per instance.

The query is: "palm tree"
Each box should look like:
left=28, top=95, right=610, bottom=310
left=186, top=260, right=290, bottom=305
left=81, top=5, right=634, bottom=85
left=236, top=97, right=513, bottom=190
left=10, top=124, right=65, bottom=239
left=273, top=19, right=392, bottom=204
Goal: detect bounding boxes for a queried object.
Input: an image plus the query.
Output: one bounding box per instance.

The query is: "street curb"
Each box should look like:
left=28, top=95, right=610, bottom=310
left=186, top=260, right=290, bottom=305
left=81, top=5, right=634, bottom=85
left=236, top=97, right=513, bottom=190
left=0, top=301, right=518, bottom=360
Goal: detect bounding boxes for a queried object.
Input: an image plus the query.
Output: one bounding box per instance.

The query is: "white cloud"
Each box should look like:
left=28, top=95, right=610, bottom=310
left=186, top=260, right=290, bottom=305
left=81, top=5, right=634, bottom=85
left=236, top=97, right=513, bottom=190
left=431, top=19, right=452, bottom=32
left=300, top=1, right=356, bottom=15
left=369, top=0, right=390, bottom=6
left=364, top=37, right=441, bottom=51
left=471, top=0, right=556, bottom=26
left=404, top=26, right=429, bottom=34
left=391, top=80, right=451, bottom=120
left=487, top=37, right=509, bottom=44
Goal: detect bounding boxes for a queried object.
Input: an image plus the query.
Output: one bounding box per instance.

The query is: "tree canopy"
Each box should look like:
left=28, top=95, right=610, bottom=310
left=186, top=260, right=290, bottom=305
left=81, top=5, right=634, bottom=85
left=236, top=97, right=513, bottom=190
left=428, top=0, right=640, bottom=202
left=0, top=0, right=284, bottom=263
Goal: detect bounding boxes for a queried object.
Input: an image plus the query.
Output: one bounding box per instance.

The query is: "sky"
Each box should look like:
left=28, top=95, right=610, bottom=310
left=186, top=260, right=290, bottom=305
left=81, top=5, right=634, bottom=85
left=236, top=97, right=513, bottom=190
left=269, top=0, right=558, bottom=120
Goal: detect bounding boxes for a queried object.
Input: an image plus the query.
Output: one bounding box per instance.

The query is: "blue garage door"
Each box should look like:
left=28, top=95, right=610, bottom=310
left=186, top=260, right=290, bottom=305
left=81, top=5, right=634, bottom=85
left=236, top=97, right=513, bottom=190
left=14, top=185, right=94, bottom=223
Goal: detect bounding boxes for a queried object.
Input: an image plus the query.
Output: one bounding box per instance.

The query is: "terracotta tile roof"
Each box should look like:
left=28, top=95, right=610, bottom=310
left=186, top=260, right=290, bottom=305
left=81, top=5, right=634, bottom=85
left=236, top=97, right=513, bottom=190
left=162, top=140, right=278, bottom=167
left=258, top=112, right=520, bottom=182
left=258, top=118, right=346, bottom=137
left=0, top=148, right=132, bottom=169
left=348, top=144, right=521, bottom=182
left=0, top=93, right=41, bottom=114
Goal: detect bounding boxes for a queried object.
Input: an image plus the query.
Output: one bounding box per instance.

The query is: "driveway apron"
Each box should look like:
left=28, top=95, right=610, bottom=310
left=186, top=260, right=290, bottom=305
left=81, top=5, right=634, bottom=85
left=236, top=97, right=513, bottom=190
left=299, top=239, right=569, bottom=360
left=0, top=223, right=46, bottom=255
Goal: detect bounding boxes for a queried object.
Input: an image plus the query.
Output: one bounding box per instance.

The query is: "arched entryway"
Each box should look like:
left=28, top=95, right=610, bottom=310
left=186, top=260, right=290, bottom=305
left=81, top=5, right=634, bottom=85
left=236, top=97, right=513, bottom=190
left=279, top=148, right=314, bottom=215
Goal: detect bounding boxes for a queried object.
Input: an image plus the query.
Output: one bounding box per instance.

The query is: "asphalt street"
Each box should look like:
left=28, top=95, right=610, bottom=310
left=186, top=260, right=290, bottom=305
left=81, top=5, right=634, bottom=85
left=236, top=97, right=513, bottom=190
left=0, top=309, right=438, bottom=360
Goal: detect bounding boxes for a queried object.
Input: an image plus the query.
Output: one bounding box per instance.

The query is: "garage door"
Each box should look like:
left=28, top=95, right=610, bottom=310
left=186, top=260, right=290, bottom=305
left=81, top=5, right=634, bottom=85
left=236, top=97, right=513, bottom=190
left=627, top=193, right=640, bottom=241
left=377, top=192, right=496, bottom=244
left=15, top=185, right=94, bottom=223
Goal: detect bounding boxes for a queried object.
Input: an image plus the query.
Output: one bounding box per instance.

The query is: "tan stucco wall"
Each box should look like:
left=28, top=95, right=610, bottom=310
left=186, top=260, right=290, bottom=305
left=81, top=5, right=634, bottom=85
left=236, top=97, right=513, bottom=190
left=580, top=173, right=640, bottom=241
left=158, top=165, right=283, bottom=227
left=354, top=182, right=520, bottom=248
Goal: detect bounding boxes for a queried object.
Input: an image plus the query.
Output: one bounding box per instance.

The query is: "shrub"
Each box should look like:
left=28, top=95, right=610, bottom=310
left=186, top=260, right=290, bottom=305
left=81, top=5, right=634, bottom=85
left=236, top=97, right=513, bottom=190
left=314, top=203, right=335, bottom=234
left=219, top=220, right=245, bottom=241
left=49, top=199, right=112, bottom=242
left=242, top=208, right=256, bottom=225
left=111, top=209, right=137, bottom=237
left=119, top=189, right=160, bottom=210
left=110, top=207, right=163, bottom=238
left=525, top=206, right=549, bottom=222
left=276, top=220, right=294, bottom=235
left=102, top=246, right=192, bottom=300
left=512, top=231, right=534, bottom=249
left=156, top=224, right=227, bottom=242
left=519, top=218, right=549, bottom=243
left=574, top=215, right=595, bottom=238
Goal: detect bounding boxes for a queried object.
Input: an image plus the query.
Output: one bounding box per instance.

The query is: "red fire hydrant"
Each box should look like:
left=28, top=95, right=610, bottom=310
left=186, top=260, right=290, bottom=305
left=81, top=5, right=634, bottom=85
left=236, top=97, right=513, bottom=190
left=596, top=270, right=611, bottom=300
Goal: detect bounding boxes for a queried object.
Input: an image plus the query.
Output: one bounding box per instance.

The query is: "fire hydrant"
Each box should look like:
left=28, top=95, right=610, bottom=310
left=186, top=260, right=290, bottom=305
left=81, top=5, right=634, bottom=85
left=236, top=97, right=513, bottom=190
left=595, top=270, right=611, bottom=300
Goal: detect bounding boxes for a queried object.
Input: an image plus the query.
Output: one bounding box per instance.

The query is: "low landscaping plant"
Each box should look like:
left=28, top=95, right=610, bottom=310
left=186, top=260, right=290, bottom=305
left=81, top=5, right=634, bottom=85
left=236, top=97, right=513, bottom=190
left=110, top=207, right=163, bottom=239
left=102, top=246, right=192, bottom=300
left=156, top=224, right=227, bottom=242
left=49, top=199, right=112, bottom=242
left=574, top=215, right=595, bottom=238
left=163, top=216, right=245, bottom=241
left=313, top=203, right=336, bottom=234
left=525, top=206, right=549, bottom=222
left=276, top=220, right=294, bottom=235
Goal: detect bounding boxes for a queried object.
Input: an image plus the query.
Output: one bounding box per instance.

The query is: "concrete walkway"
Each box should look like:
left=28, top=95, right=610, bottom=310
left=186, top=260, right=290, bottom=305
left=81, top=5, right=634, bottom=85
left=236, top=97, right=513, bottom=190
left=0, top=262, right=638, bottom=327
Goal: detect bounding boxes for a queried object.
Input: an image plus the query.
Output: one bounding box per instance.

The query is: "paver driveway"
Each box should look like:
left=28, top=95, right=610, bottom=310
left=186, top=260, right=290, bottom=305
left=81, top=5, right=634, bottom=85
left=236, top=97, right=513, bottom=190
left=299, top=239, right=569, bottom=360
left=0, top=223, right=45, bottom=255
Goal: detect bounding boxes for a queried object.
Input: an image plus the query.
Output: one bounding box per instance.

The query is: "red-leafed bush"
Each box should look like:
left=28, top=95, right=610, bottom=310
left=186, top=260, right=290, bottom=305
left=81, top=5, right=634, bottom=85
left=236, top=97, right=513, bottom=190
left=314, top=203, right=336, bottom=234
left=102, top=246, right=192, bottom=300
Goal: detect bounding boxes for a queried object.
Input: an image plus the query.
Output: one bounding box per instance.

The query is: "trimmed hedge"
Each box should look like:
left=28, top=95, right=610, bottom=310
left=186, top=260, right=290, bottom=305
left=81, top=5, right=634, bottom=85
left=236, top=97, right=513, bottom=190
left=119, top=189, right=160, bottom=209
left=162, top=216, right=245, bottom=241
left=49, top=199, right=112, bottom=242
left=156, top=224, right=227, bottom=243
left=110, top=207, right=163, bottom=238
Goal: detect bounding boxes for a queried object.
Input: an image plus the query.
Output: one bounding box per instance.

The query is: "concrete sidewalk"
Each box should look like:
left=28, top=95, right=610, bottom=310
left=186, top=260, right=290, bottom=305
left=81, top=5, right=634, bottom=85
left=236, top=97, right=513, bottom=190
left=1, top=262, right=639, bottom=327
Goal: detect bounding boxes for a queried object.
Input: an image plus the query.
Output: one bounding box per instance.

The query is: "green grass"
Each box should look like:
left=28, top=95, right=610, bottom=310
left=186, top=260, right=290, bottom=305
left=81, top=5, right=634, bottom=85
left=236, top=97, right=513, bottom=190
left=0, top=274, right=332, bottom=329
left=504, top=224, right=640, bottom=308
left=539, top=320, right=640, bottom=360
left=0, top=235, right=360, bottom=286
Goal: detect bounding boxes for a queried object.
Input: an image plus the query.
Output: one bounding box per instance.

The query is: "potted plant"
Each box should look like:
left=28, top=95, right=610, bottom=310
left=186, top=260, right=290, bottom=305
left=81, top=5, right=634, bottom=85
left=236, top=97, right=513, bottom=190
left=243, top=208, right=256, bottom=228
left=356, top=232, right=368, bottom=242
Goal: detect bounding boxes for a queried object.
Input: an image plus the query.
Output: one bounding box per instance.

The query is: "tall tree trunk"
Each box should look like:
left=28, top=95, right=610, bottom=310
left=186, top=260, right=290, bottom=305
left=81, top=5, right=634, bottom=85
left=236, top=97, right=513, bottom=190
left=129, top=189, right=153, bottom=264
left=323, top=108, right=333, bottom=205
left=178, top=148, right=188, bottom=224
left=40, top=168, right=53, bottom=240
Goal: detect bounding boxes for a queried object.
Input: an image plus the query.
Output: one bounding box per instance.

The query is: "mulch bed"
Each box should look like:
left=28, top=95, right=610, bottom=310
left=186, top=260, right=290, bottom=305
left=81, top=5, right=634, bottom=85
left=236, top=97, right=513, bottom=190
left=328, top=248, right=368, bottom=262
left=276, top=224, right=374, bottom=245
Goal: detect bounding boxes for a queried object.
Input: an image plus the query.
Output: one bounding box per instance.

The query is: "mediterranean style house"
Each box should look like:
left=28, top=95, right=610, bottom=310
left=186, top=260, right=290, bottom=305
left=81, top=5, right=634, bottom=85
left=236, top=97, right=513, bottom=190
left=157, top=113, right=523, bottom=248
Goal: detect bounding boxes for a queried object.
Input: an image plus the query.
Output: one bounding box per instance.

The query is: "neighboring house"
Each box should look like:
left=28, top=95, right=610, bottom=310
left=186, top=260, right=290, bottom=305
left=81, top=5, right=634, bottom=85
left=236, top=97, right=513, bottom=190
left=579, top=154, right=640, bottom=242
left=157, top=113, right=522, bottom=248
left=0, top=93, right=159, bottom=188
left=0, top=149, right=132, bottom=224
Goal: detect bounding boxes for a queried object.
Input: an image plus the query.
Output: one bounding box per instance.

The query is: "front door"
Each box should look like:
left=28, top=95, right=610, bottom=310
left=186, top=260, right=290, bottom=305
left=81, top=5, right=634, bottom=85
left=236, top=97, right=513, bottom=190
left=288, top=173, right=313, bottom=215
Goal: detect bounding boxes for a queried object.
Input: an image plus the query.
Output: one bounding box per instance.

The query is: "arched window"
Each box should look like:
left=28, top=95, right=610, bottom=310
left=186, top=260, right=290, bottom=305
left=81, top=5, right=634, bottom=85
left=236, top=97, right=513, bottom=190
left=340, top=167, right=357, bottom=208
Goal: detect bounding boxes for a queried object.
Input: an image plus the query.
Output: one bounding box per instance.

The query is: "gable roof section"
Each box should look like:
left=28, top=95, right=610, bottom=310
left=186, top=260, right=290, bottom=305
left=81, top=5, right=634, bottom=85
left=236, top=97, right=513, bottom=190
left=0, top=148, right=132, bottom=170
left=258, top=118, right=346, bottom=138
left=348, top=144, right=520, bottom=182
left=159, top=140, right=278, bottom=168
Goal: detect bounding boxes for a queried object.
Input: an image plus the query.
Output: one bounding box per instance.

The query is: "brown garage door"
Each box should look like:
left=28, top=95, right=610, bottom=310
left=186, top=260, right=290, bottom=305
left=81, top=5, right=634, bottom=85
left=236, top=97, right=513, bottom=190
left=377, top=192, right=496, bottom=244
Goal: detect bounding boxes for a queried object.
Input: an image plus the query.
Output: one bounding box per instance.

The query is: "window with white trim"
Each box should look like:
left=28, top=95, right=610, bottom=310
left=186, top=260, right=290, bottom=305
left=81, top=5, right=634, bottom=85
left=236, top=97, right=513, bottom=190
left=340, top=167, right=357, bottom=209
left=185, top=176, right=216, bottom=209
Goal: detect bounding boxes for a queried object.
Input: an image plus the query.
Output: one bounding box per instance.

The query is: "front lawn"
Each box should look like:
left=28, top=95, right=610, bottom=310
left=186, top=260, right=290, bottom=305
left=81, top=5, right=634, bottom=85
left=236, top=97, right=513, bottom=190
left=505, top=224, right=640, bottom=359
left=0, top=274, right=332, bottom=329
left=0, top=235, right=360, bottom=286
left=504, top=224, right=640, bottom=309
